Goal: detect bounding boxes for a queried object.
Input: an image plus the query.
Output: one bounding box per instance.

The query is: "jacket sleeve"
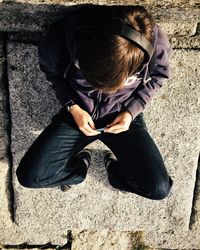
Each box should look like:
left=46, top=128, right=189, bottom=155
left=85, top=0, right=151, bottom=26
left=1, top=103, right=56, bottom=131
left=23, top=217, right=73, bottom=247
left=125, top=25, right=172, bottom=120
left=37, top=19, right=75, bottom=106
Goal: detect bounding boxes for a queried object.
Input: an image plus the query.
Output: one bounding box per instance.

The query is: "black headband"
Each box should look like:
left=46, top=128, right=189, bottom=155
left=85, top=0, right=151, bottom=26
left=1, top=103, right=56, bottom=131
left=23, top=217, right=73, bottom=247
left=74, top=18, right=154, bottom=64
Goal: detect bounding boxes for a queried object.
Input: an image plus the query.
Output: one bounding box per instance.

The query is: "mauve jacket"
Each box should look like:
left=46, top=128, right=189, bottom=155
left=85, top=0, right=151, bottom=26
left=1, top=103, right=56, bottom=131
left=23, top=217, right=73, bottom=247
left=37, top=7, right=172, bottom=121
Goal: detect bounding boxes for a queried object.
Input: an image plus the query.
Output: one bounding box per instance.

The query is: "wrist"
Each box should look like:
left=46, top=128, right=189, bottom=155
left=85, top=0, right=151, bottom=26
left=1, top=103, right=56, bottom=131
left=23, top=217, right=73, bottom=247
left=124, top=110, right=133, bottom=120
left=64, top=99, right=77, bottom=113
left=69, top=104, right=80, bottom=113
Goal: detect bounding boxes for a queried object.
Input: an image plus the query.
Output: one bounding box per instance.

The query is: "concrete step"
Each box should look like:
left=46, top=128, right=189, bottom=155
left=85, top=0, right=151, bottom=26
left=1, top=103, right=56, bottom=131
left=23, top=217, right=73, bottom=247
left=0, top=41, right=199, bottom=247
left=0, top=3, right=199, bottom=37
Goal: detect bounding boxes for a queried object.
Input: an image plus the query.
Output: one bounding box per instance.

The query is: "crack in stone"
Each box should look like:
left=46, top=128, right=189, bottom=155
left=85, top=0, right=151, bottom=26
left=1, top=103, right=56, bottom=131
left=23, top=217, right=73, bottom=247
left=189, top=152, right=200, bottom=230
left=1, top=32, right=15, bottom=222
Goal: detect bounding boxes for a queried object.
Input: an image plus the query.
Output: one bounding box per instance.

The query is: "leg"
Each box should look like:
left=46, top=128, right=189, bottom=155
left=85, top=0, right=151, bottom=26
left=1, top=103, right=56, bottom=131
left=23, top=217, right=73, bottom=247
left=100, top=113, right=173, bottom=200
left=16, top=108, right=98, bottom=188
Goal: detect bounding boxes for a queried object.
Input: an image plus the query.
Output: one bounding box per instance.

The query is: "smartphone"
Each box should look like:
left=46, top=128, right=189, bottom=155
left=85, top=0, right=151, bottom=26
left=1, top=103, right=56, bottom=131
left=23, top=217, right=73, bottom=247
left=96, top=127, right=105, bottom=132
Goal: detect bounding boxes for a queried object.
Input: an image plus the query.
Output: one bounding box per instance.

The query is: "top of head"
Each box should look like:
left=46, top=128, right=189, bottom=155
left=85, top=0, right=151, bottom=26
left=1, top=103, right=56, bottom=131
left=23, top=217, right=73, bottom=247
left=74, top=7, right=154, bottom=65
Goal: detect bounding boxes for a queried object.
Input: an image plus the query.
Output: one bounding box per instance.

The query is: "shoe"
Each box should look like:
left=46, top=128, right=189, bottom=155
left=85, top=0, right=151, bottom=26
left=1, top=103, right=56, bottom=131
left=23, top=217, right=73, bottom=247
left=61, top=184, right=72, bottom=192
left=103, top=150, right=117, bottom=170
left=74, top=148, right=92, bottom=169
left=60, top=149, right=92, bottom=192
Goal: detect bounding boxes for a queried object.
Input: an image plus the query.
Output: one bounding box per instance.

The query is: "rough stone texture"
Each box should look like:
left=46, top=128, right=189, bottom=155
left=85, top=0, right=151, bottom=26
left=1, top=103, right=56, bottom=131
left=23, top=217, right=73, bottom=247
left=168, top=21, right=200, bottom=49
left=141, top=50, right=200, bottom=249
left=0, top=108, right=9, bottom=160
left=7, top=32, right=45, bottom=44
left=0, top=3, right=199, bottom=37
left=143, top=229, right=200, bottom=249
left=72, top=230, right=154, bottom=250
left=7, top=45, right=61, bottom=162
left=0, top=3, right=64, bottom=32
left=2, top=0, right=200, bottom=8
left=0, top=160, right=13, bottom=239
left=170, top=35, right=200, bottom=49
left=72, top=230, right=133, bottom=250
left=1, top=248, right=65, bottom=250
left=159, top=22, right=198, bottom=36
left=0, top=38, right=14, bottom=248
left=0, top=41, right=198, bottom=247
left=0, top=37, right=9, bottom=160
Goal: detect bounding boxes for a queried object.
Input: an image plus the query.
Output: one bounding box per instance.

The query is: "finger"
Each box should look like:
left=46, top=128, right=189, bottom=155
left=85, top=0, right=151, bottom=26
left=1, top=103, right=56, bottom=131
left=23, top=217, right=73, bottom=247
left=87, top=125, right=101, bottom=135
left=81, top=128, right=100, bottom=136
left=105, top=128, right=127, bottom=134
left=81, top=124, right=101, bottom=136
left=88, top=117, right=96, bottom=130
left=104, top=124, right=123, bottom=132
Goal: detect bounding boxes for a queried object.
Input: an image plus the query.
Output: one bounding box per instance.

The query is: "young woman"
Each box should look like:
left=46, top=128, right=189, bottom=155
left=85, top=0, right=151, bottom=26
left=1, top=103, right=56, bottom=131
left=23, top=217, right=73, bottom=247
left=16, top=5, right=173, bottom=200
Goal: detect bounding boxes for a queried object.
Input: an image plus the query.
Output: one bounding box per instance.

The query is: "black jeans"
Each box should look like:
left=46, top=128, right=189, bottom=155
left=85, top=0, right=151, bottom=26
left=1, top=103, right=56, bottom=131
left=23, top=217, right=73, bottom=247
left=16, top=108, right=173, bottom=200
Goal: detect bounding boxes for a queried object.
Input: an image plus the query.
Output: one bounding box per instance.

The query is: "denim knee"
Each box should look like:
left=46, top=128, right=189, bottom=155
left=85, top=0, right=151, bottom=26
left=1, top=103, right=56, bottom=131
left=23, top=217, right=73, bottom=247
left=149, top=176, right=173, bottom=200
left=16, top=155, right=42, bottom=188
left=16, top=164, right=38, bottom=188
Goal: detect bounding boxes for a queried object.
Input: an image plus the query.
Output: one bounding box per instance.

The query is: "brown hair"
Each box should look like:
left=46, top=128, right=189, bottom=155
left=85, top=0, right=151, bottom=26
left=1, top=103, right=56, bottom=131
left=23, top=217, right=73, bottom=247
left=76, top=5, right=156, bottom=93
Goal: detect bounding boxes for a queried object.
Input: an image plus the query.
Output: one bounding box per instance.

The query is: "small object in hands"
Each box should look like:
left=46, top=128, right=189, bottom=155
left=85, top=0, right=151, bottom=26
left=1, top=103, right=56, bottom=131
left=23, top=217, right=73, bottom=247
left=96, top=127, right=105, bottom=132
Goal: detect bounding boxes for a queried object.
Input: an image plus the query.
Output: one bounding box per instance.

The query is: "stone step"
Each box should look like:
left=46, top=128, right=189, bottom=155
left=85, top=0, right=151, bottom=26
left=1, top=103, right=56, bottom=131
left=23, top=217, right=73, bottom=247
left=0, top=3, right=199, bottom=37
left=1, top=0, right=200, bottom=8
left=0, top=42, right=198, bottom=247
left=0, top=36, right=10, bottom=160
left=0, top=160, right=13, bottom=243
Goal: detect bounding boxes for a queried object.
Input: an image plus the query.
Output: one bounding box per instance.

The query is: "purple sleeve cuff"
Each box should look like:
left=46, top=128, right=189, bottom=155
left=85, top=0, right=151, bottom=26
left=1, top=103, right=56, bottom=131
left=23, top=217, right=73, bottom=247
left=125, top=98, right=144, bottom=120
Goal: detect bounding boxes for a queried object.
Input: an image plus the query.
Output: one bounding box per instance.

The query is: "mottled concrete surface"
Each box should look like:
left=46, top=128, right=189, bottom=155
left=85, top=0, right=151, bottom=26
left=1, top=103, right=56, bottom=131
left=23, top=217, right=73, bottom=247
left=1, top=0, right=200, bottom=8
left=0, top=160, right=12, bottom=233
left=0, top=38, right=9, bottom=160
left=0, top=44, right=199, bottom=248
left=0, top=3, right=199, bottom=35
left=141, top=49, right=200, bottom=249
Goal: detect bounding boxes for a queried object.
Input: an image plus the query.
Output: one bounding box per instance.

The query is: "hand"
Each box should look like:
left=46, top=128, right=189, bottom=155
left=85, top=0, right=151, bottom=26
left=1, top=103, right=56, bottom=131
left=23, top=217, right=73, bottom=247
left=69, top=104, right=101, bottom=136
left=104, top=111, right=132, bottom=134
